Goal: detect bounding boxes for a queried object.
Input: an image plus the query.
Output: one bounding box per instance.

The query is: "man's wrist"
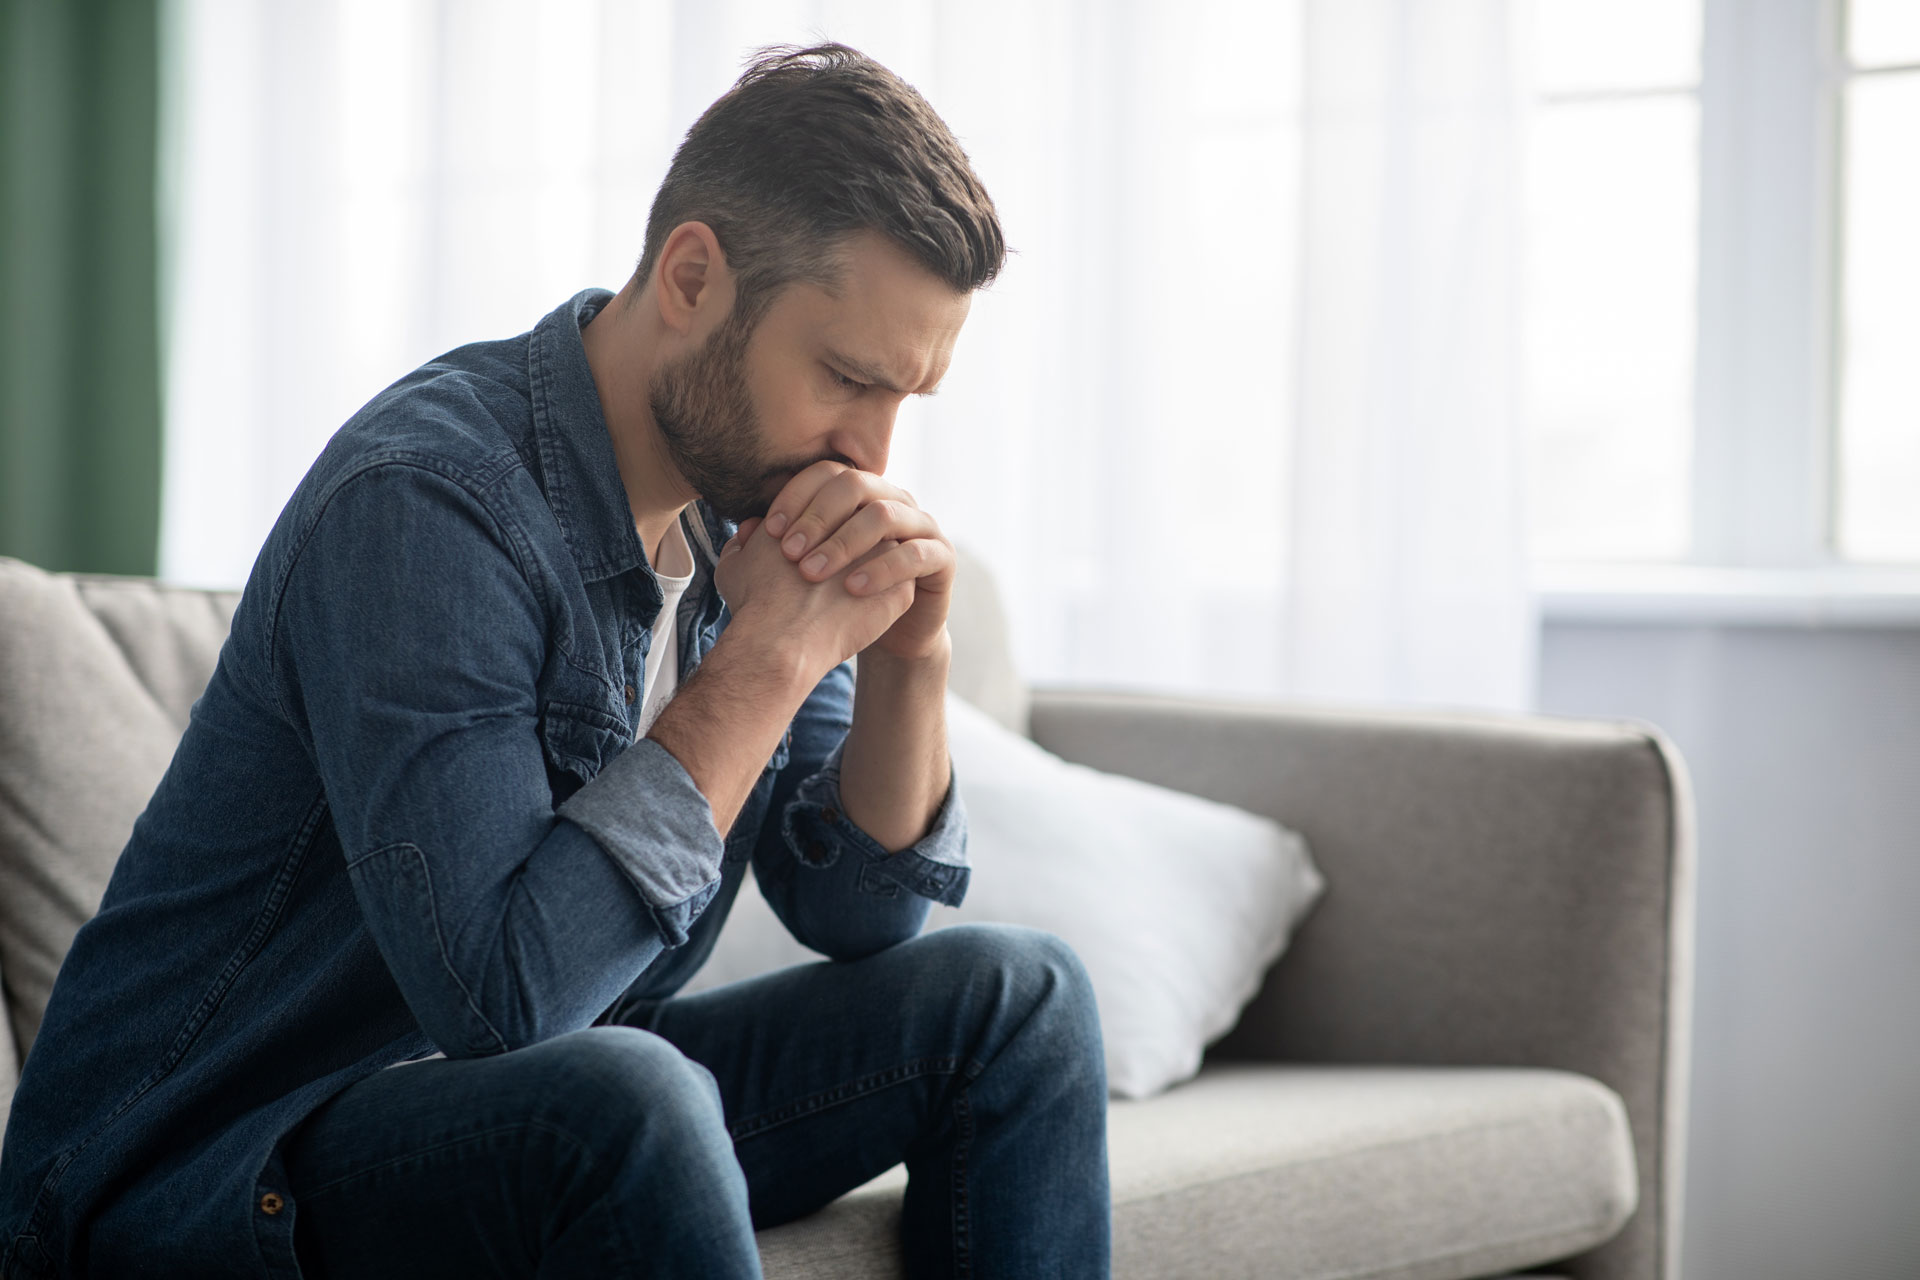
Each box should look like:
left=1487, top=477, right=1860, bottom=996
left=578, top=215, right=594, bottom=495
left=646, top=625, right=819, bottom=839
left=709, top=612, right=833, bottom=702
left=859, top=628, right=953, bottom=680
left=843, top=629, right=952, bottom=852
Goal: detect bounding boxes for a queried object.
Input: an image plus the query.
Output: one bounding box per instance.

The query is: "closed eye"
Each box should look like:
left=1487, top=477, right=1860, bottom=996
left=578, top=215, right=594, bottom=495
left=826, top=365, right=868, bottom=392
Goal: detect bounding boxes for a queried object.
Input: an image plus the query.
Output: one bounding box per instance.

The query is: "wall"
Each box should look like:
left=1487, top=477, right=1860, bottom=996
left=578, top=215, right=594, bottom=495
left=1538, top=619, right=1920, bottom=1280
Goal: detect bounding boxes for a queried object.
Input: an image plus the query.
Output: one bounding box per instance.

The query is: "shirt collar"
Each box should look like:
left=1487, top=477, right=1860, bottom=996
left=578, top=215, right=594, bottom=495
left=526, top=289, right=737, bottom=583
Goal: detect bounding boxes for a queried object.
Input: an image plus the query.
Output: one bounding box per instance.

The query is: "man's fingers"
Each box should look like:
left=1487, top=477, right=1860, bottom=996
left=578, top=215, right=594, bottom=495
left=843, top=535, right=954, bottom=596
left=799, top=499, right=942, bottom=582
left=767, top=469, right=922, bottom=566
left=775, top=469, right=877, bottom=566
left=759, top=460, right=851, bottom=542
left=721, top=517, right=762, bottom=558
left=847, top=537, right=902, bottom=572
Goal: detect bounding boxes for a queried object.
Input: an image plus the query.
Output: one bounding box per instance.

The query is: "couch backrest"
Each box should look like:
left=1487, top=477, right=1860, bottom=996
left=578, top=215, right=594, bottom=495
left=0, top=545, right=1023, bottom=1102
left=0, top=558, right=241, bottom=1110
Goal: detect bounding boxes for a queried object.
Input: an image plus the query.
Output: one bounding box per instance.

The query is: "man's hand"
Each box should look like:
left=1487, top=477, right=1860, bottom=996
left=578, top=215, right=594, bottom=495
left=755, top=461, right=956, bottom=662
left=713, top=502, right=912, bottom=677
left=698, top=461, right=954, bottom=851
left=654, top=524, right=901, bottom=840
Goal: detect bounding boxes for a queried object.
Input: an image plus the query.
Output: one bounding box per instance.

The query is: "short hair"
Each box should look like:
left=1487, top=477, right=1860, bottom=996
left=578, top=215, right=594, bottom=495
left=633, top=42, right=1006, bottom=328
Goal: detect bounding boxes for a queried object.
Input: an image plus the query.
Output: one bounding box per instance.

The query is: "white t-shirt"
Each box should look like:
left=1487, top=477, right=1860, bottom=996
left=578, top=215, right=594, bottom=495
left=637, top=516, right=696, bottom=738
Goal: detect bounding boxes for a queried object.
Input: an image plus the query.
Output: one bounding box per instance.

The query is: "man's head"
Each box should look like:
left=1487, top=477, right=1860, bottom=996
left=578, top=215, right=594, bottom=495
left=635, top=42, right=1005, bottom=335
left=615, top=44, right=1005, bottom=523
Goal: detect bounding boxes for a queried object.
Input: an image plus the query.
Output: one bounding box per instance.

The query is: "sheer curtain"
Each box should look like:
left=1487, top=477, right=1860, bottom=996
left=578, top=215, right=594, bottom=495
left=161, top=0, right=1535, bottom=712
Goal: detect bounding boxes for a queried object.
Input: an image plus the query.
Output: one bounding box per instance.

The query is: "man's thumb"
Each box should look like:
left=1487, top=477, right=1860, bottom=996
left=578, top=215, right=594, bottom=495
left=723, top=517, right=763, bottom=553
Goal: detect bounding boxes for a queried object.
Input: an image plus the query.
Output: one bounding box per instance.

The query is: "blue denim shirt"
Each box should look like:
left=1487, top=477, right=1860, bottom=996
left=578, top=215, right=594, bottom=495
left=0, top=289, right=968, bottom=1279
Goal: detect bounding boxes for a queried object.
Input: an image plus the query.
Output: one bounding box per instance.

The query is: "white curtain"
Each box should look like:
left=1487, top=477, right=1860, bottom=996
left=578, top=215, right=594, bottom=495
left=161, top=0, right=1536, bottom=712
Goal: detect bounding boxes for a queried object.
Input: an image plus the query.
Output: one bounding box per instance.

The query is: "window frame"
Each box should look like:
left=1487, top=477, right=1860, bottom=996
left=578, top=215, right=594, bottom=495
left=1538, top=0, right=1920, bottom=623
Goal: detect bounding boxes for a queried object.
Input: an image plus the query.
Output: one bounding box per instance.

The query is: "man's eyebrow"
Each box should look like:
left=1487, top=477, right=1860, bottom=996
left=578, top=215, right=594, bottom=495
left=826, top=348, right=941, bottom=397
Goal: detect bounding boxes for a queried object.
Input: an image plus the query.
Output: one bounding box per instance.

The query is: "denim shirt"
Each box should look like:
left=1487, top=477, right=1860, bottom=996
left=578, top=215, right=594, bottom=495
left=0, top=289, right=968, bottom=1280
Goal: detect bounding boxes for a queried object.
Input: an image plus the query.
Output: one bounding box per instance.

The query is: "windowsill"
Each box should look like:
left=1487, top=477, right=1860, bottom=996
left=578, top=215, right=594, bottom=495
left=1536, top=562, right=1920, bottom=626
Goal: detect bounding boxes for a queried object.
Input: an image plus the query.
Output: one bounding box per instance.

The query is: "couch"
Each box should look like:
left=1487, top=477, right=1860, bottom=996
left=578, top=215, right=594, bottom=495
left=0, top=552, right=1692, bottom=1279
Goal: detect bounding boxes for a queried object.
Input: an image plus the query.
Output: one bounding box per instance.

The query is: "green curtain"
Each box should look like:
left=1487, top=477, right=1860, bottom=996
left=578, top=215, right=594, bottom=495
left=1, top=0, right=162, bottom=576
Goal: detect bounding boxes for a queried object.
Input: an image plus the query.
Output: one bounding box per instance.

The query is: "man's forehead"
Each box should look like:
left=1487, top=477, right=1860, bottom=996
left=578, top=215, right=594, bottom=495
left=772, top=243, right=970, bottom=391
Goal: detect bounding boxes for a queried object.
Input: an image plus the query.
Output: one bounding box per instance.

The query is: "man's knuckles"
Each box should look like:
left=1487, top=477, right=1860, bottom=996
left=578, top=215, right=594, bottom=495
left=774, top=473, right=923, bottom=554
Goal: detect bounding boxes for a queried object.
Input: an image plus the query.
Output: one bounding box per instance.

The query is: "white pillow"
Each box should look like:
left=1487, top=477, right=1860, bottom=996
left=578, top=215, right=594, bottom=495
left=688, top=693, right=1325, bottom=1100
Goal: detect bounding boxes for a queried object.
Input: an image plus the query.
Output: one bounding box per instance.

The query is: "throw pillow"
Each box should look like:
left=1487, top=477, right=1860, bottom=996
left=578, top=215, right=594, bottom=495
left=687, top=692, right=1325, bottom=1099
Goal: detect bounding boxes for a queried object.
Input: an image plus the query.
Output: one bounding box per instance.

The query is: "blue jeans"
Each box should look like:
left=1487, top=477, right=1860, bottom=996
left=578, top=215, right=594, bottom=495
left=280, top=923, right=1110, bottom=1278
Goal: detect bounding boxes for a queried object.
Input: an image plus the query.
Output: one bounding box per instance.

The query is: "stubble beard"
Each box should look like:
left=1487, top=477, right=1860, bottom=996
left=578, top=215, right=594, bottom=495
left=648, top=309, right=798, bottom=523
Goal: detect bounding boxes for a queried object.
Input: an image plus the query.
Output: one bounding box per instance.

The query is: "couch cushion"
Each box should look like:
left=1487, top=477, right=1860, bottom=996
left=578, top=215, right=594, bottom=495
left=945, top=544, right=1029, bottom=735
left=0, top=558, right=236, bottom=1062
left=753, top=1063, right=1635, bottom=1280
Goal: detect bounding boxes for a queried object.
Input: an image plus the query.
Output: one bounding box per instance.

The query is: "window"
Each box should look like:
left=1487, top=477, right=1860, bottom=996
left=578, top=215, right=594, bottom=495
left=1524, top=0, right=1701, bottom=563
left=1837, top=0, right=1920, bottom=561
left=1527, top=0, right=1920, bottom=570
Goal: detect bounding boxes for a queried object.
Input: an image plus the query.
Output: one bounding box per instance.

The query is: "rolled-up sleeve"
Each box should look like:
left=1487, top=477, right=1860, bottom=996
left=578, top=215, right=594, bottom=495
left=272, top=461, right=711, bottom=1058
left=750, top=661, right=970, bottom=961
left=557, top=737, right=726, bottom=946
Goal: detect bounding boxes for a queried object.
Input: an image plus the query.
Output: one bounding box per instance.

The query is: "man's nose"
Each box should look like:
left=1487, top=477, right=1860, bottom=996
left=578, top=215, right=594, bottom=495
left=835, top=403, right=896, bottom=475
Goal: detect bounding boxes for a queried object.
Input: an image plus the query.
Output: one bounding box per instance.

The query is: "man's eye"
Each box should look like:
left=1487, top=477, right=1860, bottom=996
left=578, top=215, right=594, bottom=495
left=828, top=367, right=865, bottom=392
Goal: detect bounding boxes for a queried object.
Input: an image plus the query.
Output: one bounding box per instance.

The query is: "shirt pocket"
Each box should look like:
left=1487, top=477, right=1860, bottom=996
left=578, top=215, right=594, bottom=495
left=537, top=664, right=632, bottom=803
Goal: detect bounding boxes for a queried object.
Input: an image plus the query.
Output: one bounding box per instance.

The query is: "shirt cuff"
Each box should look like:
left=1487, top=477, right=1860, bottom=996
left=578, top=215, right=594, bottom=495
left=780, top=740, right=970, bottom=907
left=557, top=737, right=725, bottom=946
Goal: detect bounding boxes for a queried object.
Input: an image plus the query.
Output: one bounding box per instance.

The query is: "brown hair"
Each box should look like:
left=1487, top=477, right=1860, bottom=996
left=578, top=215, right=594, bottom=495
left=633, top=43, right=1006, bottom=328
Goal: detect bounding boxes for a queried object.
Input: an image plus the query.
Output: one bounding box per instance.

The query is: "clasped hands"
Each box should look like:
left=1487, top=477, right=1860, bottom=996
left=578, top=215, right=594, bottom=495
left=714, top=461, right=954, bottom=671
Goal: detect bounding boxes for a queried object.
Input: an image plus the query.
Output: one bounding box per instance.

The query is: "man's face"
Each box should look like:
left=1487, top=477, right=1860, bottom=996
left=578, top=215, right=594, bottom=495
left=648, top=230, right=972, bottom=522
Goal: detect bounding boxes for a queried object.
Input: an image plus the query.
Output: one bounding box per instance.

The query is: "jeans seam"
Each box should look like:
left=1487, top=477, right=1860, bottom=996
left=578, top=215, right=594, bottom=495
left=951, top=1085, right=974, bottom=1280
left=296, top=1118, right=594, bottom=1201
left=726, top=1056, right=963, bottom=1142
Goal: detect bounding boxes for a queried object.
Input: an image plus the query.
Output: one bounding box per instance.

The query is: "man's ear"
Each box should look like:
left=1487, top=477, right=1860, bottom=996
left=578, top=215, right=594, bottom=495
left=652, top=221, right=733, bottom=337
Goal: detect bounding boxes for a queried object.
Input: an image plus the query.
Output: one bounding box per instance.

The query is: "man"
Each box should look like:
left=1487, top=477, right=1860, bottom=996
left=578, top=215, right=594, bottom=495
left=0, top=44, right=1109, bottom=1279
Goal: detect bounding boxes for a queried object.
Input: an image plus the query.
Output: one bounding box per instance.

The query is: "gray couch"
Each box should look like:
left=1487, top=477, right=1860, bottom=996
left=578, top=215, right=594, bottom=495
left=0, top=553, right=1692, bottom=1279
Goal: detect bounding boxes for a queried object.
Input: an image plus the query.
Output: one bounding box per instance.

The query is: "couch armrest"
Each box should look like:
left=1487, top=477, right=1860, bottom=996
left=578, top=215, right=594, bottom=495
left=1028, top=688, right=1694, bottom=1280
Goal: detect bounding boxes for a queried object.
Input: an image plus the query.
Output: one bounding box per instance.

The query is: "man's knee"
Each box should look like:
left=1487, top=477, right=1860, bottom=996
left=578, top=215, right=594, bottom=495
left=924, top=921, right=1096, bottom=997
left=525, top=1025, right=731, bottom=1163
left=921, top=923, right=1104, bottom=1069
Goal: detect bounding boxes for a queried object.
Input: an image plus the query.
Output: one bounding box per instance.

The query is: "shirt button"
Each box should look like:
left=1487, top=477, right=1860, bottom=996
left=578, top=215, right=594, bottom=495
left=805, top=839, right=828, bottom=864
left=624, top=683, right=637, bottom=705
left=259, top=1192, right=285, bottom=1216
left=821, top=807, right=839, bottom=825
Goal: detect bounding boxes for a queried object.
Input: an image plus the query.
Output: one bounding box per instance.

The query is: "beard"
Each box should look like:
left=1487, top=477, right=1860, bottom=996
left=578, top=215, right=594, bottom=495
left=648, top=308, right=806, bottom=523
